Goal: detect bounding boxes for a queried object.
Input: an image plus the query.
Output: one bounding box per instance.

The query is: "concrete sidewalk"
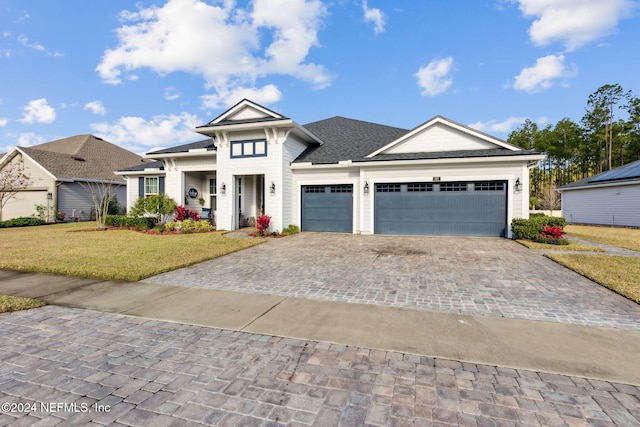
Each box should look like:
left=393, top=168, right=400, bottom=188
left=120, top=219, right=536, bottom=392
left=1, top=269, right=639, bottom=386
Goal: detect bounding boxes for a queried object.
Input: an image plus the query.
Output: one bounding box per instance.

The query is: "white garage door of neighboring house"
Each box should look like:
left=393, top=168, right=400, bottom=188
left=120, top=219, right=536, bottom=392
left=2, top=190, right=48, bottom=221
left=301, top=184, right=353, bottom=233
left=374, top=181, right=507, bottom=237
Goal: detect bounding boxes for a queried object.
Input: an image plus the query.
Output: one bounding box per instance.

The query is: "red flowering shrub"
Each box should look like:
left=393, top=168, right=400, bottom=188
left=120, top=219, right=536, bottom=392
left=256, top=214, right=271, bottom=236
left=175, top=205, right=200, bottom=221
left=541, top=225, right=565, bottom=239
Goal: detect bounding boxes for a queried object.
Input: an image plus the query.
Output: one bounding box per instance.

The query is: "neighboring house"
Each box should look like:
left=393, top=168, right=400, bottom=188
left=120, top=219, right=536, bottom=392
left=117, top=99, right=543, bottom=237
left=558, top=159, right=640, bottom=227
left=0, top=135, right=145, bottom=221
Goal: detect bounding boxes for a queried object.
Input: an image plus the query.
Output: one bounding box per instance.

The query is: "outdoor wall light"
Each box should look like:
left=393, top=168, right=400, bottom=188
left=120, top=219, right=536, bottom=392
left=515, top=178, right=522, bottom=191
left=220, top=183, right=226, bottom=195
left=270, top=181, right=276, bottom=195
left=363, top=182, right=369, bottom=195
left=47, top=192, right=53, bottom=200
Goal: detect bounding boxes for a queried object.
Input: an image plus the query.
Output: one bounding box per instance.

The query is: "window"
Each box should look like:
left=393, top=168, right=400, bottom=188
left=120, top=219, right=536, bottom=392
left=304, top=186, right=325, bottom=193
left=209, top=178, right=217, bottom=210
left=375, top=184, right=401, bottom=193
left=230, top=139, right=267, bottom=158
left=440, top=183, right=467, bottom=192
left=407, top=183, right=433, bottom=192
left=474, top=181, right=504, bottom=191
left=144, top=177, right=159, bottom=197
left=330, top=185, right=352, bottom=193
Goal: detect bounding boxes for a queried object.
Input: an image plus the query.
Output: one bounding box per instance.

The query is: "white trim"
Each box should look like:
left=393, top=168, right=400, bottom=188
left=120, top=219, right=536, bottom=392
left=558, top=179, right=640, bottom=192
left=366, top=116, right=521, bottom=158
left=211, top=99, right=284, bottom=124
left=145, top=151, right=216, bottom=159
left=14, top=148, right=58, bottom=181
left=296, top=178, right=358, bottom=234
left=290, top=154, right=544, bottom=170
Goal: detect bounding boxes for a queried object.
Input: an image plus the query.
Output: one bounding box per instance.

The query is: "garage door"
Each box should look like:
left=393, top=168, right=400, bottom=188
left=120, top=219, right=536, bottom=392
left=374, top=181, right=507, bottom=236
left=301, top=184, right=353, bottom=232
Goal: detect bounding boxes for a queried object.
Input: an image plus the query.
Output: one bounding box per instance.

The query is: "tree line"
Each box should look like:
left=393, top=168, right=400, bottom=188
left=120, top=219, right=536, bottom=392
left=507, top=84, right=640, bottom=208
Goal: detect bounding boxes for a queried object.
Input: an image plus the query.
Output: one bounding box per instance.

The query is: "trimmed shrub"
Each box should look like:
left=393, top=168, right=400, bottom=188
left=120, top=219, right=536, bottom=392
left=0, top=217, right=46, bottom=228
left=511, top=215, right=567, bottom=240
left=105, top=215, right=155, bottom=231
left=281, top=224, right=300, bottom=236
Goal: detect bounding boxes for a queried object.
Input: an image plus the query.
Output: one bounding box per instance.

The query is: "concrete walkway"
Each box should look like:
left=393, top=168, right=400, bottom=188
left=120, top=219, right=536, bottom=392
left=1, top=269, right=638, bottom=387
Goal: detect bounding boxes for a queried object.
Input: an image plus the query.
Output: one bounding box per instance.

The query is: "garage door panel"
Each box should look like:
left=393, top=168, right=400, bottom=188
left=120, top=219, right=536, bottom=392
left=301, top=185, right=353, bottom=233
left=374, top=182, right=506, bottom=237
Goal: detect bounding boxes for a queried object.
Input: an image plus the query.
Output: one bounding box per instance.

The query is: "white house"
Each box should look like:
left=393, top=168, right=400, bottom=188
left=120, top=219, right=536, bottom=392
left=118, top=99, right=543, bottom=237
left=558, top=159, right=640, bottom=227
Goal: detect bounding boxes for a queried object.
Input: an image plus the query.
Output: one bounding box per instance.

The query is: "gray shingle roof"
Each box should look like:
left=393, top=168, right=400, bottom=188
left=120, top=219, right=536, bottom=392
left=559, top=159, right=640, bottom=190
left=295, top=117, right=409, bottom=164
left=21, top=134, right=145, bottom=182
left=147, top=139, right=215, bottom=155
left=118, top=160, right=164, bottom=172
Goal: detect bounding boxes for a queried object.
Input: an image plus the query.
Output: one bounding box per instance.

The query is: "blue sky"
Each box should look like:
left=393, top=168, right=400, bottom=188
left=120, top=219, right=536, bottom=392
left=1, top=0, right=639, bottom=154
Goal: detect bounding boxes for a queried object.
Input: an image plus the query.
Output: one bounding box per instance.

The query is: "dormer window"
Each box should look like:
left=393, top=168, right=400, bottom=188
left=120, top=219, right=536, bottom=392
left=230, top=139, right=267, bottom=158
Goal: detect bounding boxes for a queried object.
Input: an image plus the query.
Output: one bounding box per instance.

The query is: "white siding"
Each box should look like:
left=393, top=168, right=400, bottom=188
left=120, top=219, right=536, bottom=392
left=282, top=136, right=309, bottom=229
left=562, top=183, right=640, bottom=227
left=384, top=123, right=496, bottom=154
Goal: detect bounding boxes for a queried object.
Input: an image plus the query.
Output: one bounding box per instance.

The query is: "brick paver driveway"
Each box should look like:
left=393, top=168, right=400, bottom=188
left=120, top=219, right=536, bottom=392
left=2, top=307, right=639, bottom=426
left=144, top=233, right=640, bottom=330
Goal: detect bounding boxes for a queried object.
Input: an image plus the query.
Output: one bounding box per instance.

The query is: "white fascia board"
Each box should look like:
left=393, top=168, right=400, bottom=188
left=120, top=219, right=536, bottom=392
left=290, top=154, right=545, bottom=170
left=290, top=120, right=324, bottom=145
left=115, top=169, right=165, bottom=176
left=210, top=99, right=284, bottom=124
left=558, top=180, right=640, bottom=192
left=15, top=148, right=58, bottom=181
left=193, top=119, right=294, bottom=135
left=144, top=151, right=216, bottom=159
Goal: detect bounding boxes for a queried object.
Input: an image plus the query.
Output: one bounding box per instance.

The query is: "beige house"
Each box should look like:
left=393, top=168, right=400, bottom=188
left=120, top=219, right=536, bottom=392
left=0, top=135, right=145, bottom=222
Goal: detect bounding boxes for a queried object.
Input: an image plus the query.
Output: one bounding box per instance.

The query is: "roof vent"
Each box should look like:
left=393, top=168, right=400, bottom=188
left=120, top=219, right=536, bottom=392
left=72, top=156, right=86, bottom=162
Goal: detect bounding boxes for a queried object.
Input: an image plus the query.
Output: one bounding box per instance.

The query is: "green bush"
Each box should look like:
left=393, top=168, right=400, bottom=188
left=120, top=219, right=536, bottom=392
left=511, top=215, right=567, bottom=240
left=164, top=220, right=213, bottom=233
left=105, top=215, right=155, bottom=231
left=535, top=236, right=570, bottom=245
left=0, top=217, right=46, bottom=228
left=129, top=194, right=177, bottom=225
left=282, top=224, right=300, bottom=236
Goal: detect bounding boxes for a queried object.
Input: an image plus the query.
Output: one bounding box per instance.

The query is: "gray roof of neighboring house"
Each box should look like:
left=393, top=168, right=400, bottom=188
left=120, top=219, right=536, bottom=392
left=295, top=116, right=410, bottom=164
left=147, top=139, right=216, bottom=155
left=118, top=160, right=165, bottom=172
left=20, top=134, right=145, bottom=182
left=559, top=159, right=640, bottom=190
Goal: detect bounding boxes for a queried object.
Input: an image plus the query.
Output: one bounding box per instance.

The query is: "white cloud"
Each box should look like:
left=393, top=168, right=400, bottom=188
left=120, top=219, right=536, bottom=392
left=17, top=132, right=45, bottom=147
left=84, top=101, right=106, bottom=115
left=414, top=57, right=454, bottom=96
left=17, top=35, right=44, bottom=51
left=513, top=54, right=576, bottom=93
left=201, top=84, right=282, bottom=109
left=470, top=116, right=549, bottom=134
left=90, top=112, right=203, bottom=153
left=19, top=98, right=56, bottom=124
left=363, top=0, right=385, bottom=34
left=0, top=118, right=7, bottom=127
left=164, top=87, right=181, bottom=101
left=513, top=0, right=636, bottom=51
left=96, top=0, right=330, bottom=107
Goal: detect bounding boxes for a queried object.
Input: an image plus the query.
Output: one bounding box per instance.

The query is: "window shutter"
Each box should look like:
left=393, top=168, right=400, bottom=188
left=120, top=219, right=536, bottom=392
left=138, top=177, right=144, bottom=198
left=159, top=176, right=165, bottom=194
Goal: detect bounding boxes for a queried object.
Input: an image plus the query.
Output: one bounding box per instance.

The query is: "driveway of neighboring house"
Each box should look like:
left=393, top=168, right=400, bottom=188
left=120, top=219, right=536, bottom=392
left=143, top=233, right=640, bottom=330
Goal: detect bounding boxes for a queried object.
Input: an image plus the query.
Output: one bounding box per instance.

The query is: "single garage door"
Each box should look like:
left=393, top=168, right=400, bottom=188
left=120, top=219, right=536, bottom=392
left=301, top=184, right=353, bottom=232
left=374, top=181, right=507, bottom=236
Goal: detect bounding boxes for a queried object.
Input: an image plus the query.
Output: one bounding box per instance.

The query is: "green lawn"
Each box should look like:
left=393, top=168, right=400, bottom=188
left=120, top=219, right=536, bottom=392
left=565, top=224, right=640, bottom=252
left=0, top=295, right=45, bottom=313
left=0, top=222, right=263, bottom=281
left=546, top=254, right=640, bottom=304
left=516, top=239, right=603, bottom=252
left=538, top=225, right=640, bottom=304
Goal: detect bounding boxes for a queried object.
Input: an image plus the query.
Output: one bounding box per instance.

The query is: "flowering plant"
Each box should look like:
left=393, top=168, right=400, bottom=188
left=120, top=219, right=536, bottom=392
left=174, top=205, right=200, bottom=221
left=541, top=225, right=565, bottom=239
left=256, top=214, right=271, bottom=236
left=56, top=211, right=65, bottom=221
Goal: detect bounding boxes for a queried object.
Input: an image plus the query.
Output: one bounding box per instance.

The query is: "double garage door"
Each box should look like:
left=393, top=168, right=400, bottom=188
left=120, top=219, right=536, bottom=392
left=301, top=180, right=507, bottom=237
